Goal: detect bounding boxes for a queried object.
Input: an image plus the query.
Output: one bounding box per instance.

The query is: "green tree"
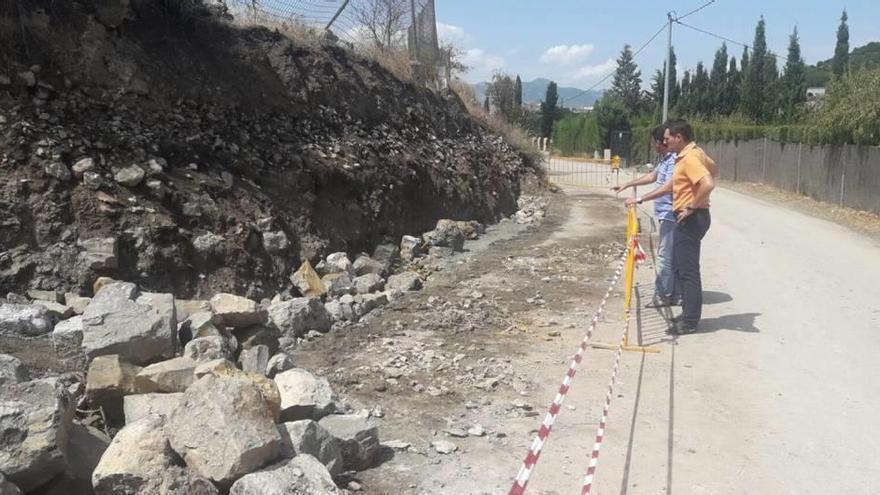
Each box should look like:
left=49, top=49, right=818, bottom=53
left=709, top=43, right=729, bottom=115
left=610, top=44, right=643, bottom=112
left=813, top=68, right=880, bottom=144
left=740, top=46, right=750, bottom=77
left=725, top=57, right=741, bottom=115
left=832, top=10, right=849, bottom=78
left=483, top=95, right=490, bottom=113
left=742, top=17, right=768, bottom=121
left=762, top=53, right=780, bottom=121
left=514, top=75, right=523, bottom=109
left=593, top=95, right=630, bottom=148
left=692, top=62, right=710, bottom=115
left=488, top=72, right=517, bottom=121
left=539, top=81, right=559, bottom=138
left=679, top=70, right=692, bottom=116
left=782, top=27, right=807, bottom=118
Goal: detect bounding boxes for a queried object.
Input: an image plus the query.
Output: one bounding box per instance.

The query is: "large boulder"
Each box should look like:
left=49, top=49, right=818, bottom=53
left=32, top=300, right=75, bottom=320
left=77, top=237, right=118, bottom=271
left=0, top=378, right=74, bottom=492
left=323, top=252, right=354, bottom=276
left=386, top=271, right=423, bottom=293
left=135, top=357, right=197, bottom=393
left=234, top=325, right=280, bottom=354
left=183, top=336, right=235, bottom=362
left=81, top=282, right=177, bottom=365
left=51, top=315, right=84, bottom=361
left=64, top=294, right=92, bottom=315
left=173, top=300, right=211, bottom=323
left=123, top=393, right=184, bottom=424
left=229, top=455, right=339, bottom=495
left=318, top=414, right=381, bottom=471
left=321, top=273, right=354, bottom=298
left=0, top=303, right=54, bottom=337
left=191, top=363, right=281, bottom=422
left=209, top=294, right=267, bottom=328
left=274, top=369, right=337, bottom=421
left=0, top=474, right=21, bottom=495
left=167, top=373, right=281, bottom=485
left=0, top=354, right=30, bottom=386
left=289, top=261, right=326, bottom=299
left=278, top=420, right=344, bottom=476
left=399, top=235, right=424, bottom=261
left=372, top=244, right=400, bottom=273
left=262, top=231, right=290, bottom=254
left=85, top=354, right=149, bottom=422
left=91, top=414, right=176, bottom=494
left=352, top=255, right=384, bottom=277
left=267, top=298, right=331, bottom=338
left=423, top=219, right=465, bottom=251
left=238, top=345, right=270, bottom=375
left=353, top=273, right=384, bottom=294
left=265, top=353, right=295, bottom=378
left=64, top=423, right=111, bottom=493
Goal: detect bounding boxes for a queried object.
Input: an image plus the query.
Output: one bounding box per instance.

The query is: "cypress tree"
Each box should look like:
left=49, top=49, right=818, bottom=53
left=832, top=10, right=849, bottom=78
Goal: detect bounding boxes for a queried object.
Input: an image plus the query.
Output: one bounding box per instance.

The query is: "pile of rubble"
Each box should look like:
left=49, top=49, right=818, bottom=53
left=0, top=215, right=505, bottom=493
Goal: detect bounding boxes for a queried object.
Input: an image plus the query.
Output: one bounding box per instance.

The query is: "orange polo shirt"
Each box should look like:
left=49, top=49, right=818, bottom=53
left=673, top=142, right=717, bottom=211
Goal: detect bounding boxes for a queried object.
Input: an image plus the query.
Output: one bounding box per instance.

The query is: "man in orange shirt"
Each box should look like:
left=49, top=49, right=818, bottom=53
left=663, top=119, right=716, bottom=334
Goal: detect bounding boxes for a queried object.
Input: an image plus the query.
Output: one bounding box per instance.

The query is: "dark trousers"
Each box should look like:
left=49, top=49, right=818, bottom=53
left=673, top=209, right=711, bottom=326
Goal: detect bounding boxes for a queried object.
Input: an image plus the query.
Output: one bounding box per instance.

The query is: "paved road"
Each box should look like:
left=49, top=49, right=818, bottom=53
left=528, top=186, right=880, bottom=494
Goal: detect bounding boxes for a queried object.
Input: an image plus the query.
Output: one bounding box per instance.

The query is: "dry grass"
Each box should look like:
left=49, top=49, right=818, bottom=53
left=450, top=79, right=541, bottom=166
left=355, top=45, right=413, bottom=81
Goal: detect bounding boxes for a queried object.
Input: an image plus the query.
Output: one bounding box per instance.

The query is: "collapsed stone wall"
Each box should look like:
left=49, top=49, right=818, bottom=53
left=0, top=0, right=539, bottom=301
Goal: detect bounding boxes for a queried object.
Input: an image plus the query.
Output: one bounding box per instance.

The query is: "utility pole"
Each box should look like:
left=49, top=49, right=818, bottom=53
left=662, top=12, right=673, bottom=123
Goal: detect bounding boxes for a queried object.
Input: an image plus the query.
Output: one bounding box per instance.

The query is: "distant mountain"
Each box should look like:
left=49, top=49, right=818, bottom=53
left=805, top=41, right=880, bottom=87
left=473, top=77, right=603, bottom=109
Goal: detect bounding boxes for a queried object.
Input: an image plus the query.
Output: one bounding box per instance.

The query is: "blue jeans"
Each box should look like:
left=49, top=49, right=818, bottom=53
left=656, top=219, right=680, bottom=302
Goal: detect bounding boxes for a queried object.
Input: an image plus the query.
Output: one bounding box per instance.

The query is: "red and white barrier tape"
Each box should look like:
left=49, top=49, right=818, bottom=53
left=508, top=250, right=627, bottom=495
left=581, top=312, right=631, bottom=494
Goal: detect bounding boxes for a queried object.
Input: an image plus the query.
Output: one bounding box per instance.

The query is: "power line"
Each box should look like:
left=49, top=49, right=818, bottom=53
left=561, top=22, right=668, bottom=106
left=674, top=20, right=789, bottom=62
left=674, top=0, right=717, bottom=21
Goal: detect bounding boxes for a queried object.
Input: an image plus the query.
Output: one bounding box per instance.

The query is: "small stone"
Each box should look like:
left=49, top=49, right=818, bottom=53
left=321, top=273, right=354, bottom=297
left=277, top=420, right=344, bottom=475
left=78, top=237, right=118, bottom=271
left=324, top=252, right=354, bottom=275
left=83, top=171, right=104, bottom=189
left=268, top=298, right=331, bottom=338
left=467, top=424, right=486, bottom=437
left=431, top=440, right=458, bottom=454
left=44, top=161, right=72, bottom=181
left=183, top=336, right=234, bottom=361
left=192, top=232, right=224, bottom=256
left=32, top=300, right=74, bottom=320
left=229, top=455, right=339, bottom=495
left=262, top=231, right=290, bottom=253
left=399, top=235, right=423, bottom=261
left=383, top=440, right=411, bottom=451
left=71, top=158, right=95, bottom=177
left=51, top=315, right=84, bottom=360
left=318, top=414, right=381, bottom=471
left=113, top=165, right=145, bottom=187
left=386, top=271, right=422, bottom=292
left=290, top=260, right=326, bottom=298
left=64, top=293, right=91, bottom=314
left=17, top=71, right=36, bottom=87
left=445, top=428, right=468, bottom=438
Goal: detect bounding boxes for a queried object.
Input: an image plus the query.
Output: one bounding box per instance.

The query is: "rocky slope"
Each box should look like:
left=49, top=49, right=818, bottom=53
left=0, top=0, right=539, bottom=301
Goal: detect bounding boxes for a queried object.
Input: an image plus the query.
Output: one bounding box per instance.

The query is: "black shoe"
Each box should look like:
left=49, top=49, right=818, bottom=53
left=668, top=320, right=698, bottom=335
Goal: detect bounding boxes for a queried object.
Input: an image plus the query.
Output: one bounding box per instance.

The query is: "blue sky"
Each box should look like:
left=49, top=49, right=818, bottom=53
left=435, top=0, right=880, bottom=87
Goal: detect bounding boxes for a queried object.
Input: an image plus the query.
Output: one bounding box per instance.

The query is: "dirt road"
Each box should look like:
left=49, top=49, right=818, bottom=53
left=298, top=185, right=880, bottom=494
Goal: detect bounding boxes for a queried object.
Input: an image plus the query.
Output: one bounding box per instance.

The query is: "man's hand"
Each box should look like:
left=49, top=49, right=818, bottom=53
left=624, top=197, right=639, bottom=207
left=676, top=208, right=693, bottom=223
left=611, top=184, right=627, bottom=193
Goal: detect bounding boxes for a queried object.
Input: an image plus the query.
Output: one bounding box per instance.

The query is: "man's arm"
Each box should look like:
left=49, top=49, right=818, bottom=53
left=675, top=174, right=715, bottom=222
left=624, top=180, right=672, bottom=206
left=690, top=174, right=715, bottom=208
left=612, top=171, right=656, bottom=192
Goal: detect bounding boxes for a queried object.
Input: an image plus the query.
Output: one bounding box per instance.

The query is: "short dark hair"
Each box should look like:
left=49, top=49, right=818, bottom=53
left=651, top=125, right=666, bottom=142
left=664, top=119, right=693, bottom=142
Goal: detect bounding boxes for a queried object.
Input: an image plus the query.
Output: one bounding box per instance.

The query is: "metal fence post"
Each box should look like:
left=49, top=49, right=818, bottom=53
left=761, top=136, right=767, bottom=183
left=840, top=144, right=847, bottom=207
left=796, top=142, right=802, bottom=195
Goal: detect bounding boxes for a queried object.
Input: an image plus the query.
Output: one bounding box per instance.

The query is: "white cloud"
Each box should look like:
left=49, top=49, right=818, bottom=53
left=540, top=44, right=595, bottom=65
left=437, top=23, right=471, bottom=44
left=573, top=58, right=616, bottom=79
left=461, top=48, right=505, bottom=73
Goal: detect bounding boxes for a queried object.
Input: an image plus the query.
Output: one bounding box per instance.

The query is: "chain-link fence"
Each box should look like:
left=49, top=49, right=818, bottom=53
left=215, top=0, right=439, bottom=75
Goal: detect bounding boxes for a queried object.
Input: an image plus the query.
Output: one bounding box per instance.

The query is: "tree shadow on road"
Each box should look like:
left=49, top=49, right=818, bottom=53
left=696, top=312, right=762, bottom=333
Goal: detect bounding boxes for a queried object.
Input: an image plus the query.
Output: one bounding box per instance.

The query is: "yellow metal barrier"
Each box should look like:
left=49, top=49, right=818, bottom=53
left=592, top=205, right=661, bottom=354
